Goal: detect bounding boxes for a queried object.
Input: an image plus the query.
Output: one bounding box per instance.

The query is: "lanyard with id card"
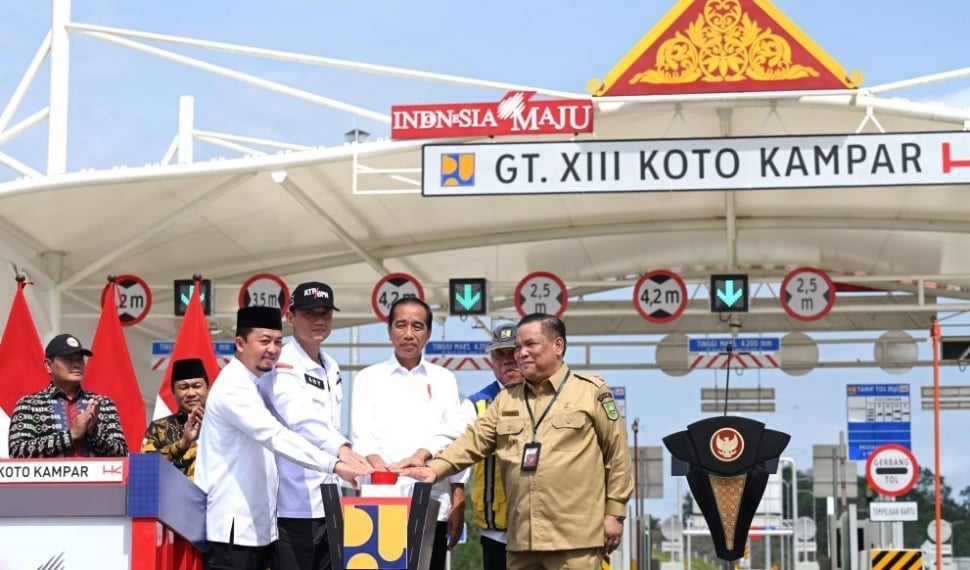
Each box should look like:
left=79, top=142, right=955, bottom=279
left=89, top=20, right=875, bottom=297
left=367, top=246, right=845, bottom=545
left=521, top=369, right=569, bottom=472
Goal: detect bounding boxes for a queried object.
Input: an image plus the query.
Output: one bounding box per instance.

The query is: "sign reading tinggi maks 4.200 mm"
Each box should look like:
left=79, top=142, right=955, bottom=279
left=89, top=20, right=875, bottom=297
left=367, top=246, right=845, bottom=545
left=391, top=91, right=594, bottom=140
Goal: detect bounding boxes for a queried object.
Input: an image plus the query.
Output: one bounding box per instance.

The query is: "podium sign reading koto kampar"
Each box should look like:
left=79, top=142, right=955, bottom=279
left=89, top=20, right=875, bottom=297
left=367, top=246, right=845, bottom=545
left=515, top=271, right=567, bottom=317
left=422, top=131, right=970, bottom=196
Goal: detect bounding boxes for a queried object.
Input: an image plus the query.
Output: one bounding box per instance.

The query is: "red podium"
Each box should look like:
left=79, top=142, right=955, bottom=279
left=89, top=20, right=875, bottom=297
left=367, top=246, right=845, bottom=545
left=0, top=454, right=205, bottom=569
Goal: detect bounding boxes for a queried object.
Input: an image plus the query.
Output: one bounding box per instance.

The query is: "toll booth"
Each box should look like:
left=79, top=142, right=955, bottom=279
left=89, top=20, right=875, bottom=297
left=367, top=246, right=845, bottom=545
left=0, top=454, right=204, bottom=569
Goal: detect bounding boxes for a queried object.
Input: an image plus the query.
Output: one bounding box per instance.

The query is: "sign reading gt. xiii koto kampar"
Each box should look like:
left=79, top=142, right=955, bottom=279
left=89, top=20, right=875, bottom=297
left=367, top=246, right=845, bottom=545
left=423, top=131, right=970, bottom=196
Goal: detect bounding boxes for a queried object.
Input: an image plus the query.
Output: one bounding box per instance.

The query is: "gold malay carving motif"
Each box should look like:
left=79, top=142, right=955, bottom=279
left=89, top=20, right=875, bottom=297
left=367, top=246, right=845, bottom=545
left=631, top=0, right=819, bottom=85
left=709, top=473, right=747, bottom=550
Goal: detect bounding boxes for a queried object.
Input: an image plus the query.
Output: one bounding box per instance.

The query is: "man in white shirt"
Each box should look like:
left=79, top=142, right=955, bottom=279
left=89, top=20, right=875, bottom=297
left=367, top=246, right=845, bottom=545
left=196, top=306, right=371, bottom=570
left=351, top=297, right=467, bottom=570
left=398, top=323, right=521, bottom=570
left=261, top=281, right=368, bottom=570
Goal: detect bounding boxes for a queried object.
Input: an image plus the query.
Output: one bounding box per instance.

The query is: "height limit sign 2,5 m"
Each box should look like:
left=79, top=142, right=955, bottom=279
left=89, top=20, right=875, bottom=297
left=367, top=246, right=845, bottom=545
left=781, top=266, right=835, bottom=322
left=515, top=271, right=567, bottom=317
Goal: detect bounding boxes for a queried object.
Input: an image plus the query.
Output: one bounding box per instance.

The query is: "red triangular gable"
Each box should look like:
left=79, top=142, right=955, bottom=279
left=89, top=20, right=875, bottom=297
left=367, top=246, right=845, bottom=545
left=589, top=0, right=860, bottom=97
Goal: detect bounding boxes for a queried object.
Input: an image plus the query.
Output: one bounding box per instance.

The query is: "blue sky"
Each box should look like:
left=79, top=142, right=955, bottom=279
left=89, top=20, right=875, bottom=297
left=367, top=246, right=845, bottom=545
left=1, top=1, right=970, bottom=520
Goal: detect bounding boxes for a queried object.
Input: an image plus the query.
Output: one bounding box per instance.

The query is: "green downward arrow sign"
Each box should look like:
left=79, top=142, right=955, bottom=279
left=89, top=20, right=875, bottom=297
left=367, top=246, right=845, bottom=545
left=180, top=285, right=205, bottom=306
left=455, top=284, right=481, bottom=310
left=716, top=280, right=744, bottom=307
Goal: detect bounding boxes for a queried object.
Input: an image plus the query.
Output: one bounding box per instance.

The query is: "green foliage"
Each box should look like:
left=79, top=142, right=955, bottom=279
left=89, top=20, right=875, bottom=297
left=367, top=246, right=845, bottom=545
left=450, top=496, right=483, bottom=570
left=791, top=466, right=970, bottom=557
left=891, top=467, right=970, bottom=555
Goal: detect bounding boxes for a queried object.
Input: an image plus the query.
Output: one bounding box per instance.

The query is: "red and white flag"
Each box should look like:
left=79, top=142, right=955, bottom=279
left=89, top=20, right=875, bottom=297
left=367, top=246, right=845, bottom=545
left=154, top=278, right=220, bottom=419
left=85, top=280, right=146, bottom=451
left=0, top=279, right=48, bottom=458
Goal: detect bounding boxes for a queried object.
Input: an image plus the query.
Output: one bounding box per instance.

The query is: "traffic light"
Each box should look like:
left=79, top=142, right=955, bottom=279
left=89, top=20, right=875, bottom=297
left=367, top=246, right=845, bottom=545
left=449, top=278, right=487, bottom=316
left=710, top=274, right=749, bottom=313
left=174, top=279, right=213, bottom=316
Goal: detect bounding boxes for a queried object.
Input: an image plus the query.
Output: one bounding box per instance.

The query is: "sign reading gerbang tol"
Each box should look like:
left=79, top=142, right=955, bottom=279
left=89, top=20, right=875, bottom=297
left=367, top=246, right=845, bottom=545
left=422, top=131, right=970, bottom=195
left=392, top=91, right=594, bottom=140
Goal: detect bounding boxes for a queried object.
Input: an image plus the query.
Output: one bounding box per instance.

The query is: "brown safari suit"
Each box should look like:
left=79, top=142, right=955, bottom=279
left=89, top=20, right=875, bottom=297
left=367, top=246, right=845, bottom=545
left=429, top=363, right=633, bottom=557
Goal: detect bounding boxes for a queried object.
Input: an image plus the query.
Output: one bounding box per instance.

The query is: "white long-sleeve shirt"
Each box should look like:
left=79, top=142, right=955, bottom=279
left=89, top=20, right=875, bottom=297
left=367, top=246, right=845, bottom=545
left=195, top=357, right=340, bottom=546
left=351, top=355, right=468, bottom=521
left=260, top=340, right=348, bottom=518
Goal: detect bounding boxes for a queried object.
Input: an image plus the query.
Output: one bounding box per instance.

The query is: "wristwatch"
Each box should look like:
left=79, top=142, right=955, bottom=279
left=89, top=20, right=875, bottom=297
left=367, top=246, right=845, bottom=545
left=611, top=515, right=626, bottom=523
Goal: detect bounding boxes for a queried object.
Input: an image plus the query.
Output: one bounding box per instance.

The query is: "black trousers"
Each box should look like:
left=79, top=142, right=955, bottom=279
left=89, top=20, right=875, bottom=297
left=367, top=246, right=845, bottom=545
left=273, top=517, right=331, bottom=570
left=480, top=535, right=508, bottom=570
left=429, top=520, right=448, bottom=570
left=205, top=541, right=275, bottom=570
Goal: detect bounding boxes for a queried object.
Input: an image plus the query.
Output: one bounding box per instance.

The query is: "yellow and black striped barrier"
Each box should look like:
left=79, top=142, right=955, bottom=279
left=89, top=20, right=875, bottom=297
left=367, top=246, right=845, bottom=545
left=870, top=549, right=923, bottom=570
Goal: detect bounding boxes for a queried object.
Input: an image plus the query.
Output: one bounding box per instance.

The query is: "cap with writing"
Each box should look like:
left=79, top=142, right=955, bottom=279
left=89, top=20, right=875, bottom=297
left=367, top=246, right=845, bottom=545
left=289, top=282, right=341, bottom=311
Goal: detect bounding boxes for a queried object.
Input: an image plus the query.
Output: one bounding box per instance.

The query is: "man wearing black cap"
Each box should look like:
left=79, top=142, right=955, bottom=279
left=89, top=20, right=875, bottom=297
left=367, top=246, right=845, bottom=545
left=141, top=358, right=209, bottom=479
left=195, top=307, right=372, bottom=570
left=8, top=333, right=128, bottom=458
left=260, top=281, right=370, bottom=570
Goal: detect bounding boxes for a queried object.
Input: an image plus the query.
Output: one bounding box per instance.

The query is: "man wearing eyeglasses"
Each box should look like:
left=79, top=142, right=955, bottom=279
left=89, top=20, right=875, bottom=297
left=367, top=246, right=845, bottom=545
left=259, top=281, right=370, bottom=570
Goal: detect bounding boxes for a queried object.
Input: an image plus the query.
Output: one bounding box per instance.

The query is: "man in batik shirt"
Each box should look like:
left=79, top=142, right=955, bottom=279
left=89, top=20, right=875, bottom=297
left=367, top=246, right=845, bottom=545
left=142, top=358, right=209, bottom=479
left=8, top=333, right=128, bottom=458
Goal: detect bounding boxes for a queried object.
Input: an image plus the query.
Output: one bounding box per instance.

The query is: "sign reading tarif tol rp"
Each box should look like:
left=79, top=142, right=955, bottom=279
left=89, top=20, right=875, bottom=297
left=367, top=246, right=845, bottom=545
left=391, top=91, right=594, bottom=140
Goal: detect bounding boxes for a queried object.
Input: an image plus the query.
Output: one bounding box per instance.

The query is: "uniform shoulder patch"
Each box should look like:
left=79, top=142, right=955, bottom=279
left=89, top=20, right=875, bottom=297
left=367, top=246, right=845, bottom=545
left=602, top=400, right=620, bottom=421
left=276, top=363, right=294, bottom=370
left=574, top=373, right=606, bottom=387
left=597, top=390, right=615, bottom=403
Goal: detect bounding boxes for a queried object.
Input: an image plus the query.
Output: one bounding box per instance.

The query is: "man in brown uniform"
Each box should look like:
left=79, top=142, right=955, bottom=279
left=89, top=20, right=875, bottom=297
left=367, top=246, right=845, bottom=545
left=394, top=313, right=633, bottom=569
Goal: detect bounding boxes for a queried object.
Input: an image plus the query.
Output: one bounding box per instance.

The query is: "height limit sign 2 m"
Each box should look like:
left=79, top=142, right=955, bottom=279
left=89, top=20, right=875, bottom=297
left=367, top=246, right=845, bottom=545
left=634, top=270, right=687, bottom=324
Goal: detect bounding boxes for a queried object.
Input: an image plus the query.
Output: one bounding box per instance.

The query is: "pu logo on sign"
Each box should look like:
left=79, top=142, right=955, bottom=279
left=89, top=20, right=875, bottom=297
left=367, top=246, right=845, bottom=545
left=343, top=500, right=409, bottom=568
left=441, top=153, right=475, bottom=186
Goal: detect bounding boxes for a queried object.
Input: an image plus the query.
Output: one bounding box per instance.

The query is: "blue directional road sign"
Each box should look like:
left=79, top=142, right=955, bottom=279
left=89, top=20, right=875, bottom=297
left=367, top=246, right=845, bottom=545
left=425, top=341, right=490, bottom=355
left=846, top=383, right=911, bottom=460
left=152, top=340, right=235, bottom=358
left=613, top=386, right=627, bottom=417
left=449, top=278, right=487, bottom=316
left=688, top=337, right=780, bottom=353
left=710, top=274, right=749, bottom=313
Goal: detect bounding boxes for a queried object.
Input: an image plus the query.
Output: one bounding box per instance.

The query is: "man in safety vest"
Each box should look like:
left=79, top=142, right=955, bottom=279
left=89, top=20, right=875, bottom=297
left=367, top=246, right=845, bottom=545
left=463, top=323, right=522, bottom=569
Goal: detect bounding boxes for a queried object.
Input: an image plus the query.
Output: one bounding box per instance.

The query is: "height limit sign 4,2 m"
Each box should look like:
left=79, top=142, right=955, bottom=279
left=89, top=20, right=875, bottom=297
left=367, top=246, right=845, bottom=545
left=634, top=269, right=687, bottom=324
